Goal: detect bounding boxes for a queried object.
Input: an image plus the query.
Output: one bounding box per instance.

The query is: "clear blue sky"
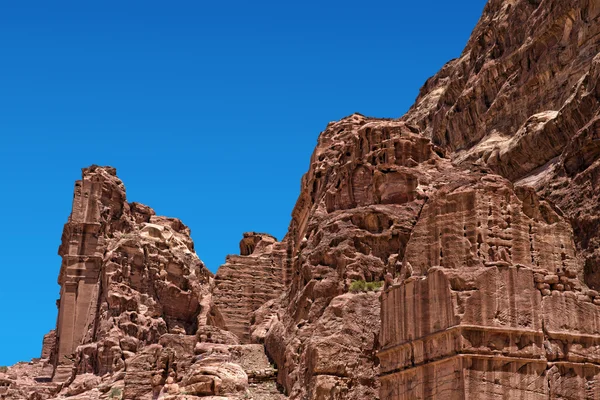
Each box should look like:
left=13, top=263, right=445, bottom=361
left=0, top=0, right=486, bottom=366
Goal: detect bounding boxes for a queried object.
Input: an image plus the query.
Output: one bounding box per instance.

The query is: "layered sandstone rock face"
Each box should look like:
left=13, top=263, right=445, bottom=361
left=213, top=233, right=288, bottom=343
left=1, top=166, right=285, bottom=400
left=258, top=110, right=600, bottom=400
left=262, top=116, right=454, bottom=399
left=51, top=166, right=216, bottom=384
left=405, top=0, right=600, bottom=292
left=259, top=1, right=600, bottom=398
left=378, top=177, right=600, bottom=399
left=6, top=0, right=600, bottom=399
left=375, top=0, right=600, bottom=398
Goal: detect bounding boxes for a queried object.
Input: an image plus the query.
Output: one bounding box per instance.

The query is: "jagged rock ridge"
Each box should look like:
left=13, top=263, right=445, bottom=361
left=0, top=166, right=287, bottom=400
left=3, top=0, right=600, bottom=399
left=213, top=232, right=289, bottom=344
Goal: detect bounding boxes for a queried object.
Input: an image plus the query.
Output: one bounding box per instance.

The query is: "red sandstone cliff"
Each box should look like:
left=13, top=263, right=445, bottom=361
left=3, top=0, right=600, bottom=399
left=0, top=166, right=285, bottom=399
left=405, top=0, right=600, bottom=289
left=261, top=0, right=600, bottom=397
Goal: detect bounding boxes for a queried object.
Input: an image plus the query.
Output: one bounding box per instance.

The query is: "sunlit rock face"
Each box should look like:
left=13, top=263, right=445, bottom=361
left=212, top=232, right=289, bottom=344
left=405, top=0, right=600, bottom=292
left=7, top=0, right=600, bottom=399
left=378, top=177, right=600, bottom=399
left=0, top=166, right=287, bottom=400
left=49, top=166, right=217, bottom=384
left=263, top=116, right=466, bottom=399
left=375, top=0, right=600, bottom=398
left=261, top=111, right=600, bottom=400
left=261, top=0, right=600, bottom=398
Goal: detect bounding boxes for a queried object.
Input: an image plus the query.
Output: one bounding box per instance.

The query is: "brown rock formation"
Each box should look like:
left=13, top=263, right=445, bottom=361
left=1, top=166, right=286, bottom=400
left=6, top=0, right=600, bottom=399
left=375, top=0, right=600, bottom=398
left=258, top=1, right=600, bottom=397
left=378, top=175, right=600, bottom=399
left=51, top=166, right=218, bottom=384
left=257, top=108, right=599, bottom=399
left=41, top=331, right=56, bottom=361
left=263, top=116, right=446, bottom=399
left=405, top=0, right=600, bottom=293
left=213, top=233, right=288, bottom=343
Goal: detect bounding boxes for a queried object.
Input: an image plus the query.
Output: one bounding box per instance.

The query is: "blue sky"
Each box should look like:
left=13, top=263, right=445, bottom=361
left=0, top=0, right=486, bottom=366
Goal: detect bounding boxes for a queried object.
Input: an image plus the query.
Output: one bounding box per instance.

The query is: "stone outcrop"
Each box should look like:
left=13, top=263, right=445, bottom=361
left=378, top=175, right=600, bottom=399
left=375, top=0, right=600, bottom=398
left=405, top=0, right=600, bottom=294
left=257, top=107, right=600, bottom=399
left=213, top=233, right=289, bottom=343
left=0, top=166, right=287, bottom=400
left=41, top=331, right=56, bottom=361
left=257, top=1, right=600, bottom=398
left=51, top=166, right=218, bottom=384
left=262, top=116, right=450, bottom=399
left=6, top=0, right=600, bottom=399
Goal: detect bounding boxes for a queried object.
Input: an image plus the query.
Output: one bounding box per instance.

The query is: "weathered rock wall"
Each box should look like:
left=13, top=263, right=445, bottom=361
left=379, top=176, right=600, bottom=399
left=263, top=116, right=465, bottom=399
left=260, top=1, right=600, bottom=394
left=53, top=166, right=131, bottom=382
left=213, top=232, right=288, bottom=343
left=375, top=0, right=600, bottom=398
left=49, top=166, right=224, bottom=389
left=6, top=0, right=600, bottom=399
left=404, top=0, right=600, bottom=292
left=3, top=166, right=288, bottom=400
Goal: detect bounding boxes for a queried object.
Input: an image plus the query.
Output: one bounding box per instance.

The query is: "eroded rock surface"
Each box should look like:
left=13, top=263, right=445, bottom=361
left=262, top=116, right=454, bottom=399
left=1, top=166, right=283, bottom=400
left=6, top=0, right=600, bottom=399
left=213, top=233, right=289, bottom=343
left=51, top=166, right=218, bottom=384
left=405, top=0, right=600, bottom=294
left=376, top=0, right=600, bottom=398
left=258, top=1, right=600, bottom=397
left=378, top=176, right=600, bottom=399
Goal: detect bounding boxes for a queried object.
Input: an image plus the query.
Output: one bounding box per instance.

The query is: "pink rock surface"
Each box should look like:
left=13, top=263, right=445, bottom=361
left=7, top=0, right=600, bottom=399
left=213, top=233, right=288, bottom=343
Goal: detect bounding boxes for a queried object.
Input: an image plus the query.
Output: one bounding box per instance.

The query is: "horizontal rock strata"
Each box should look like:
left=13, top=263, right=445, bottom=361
left=0, top=166, right=286, bottom=400
left=6, top=0, right=600, bottom=399
left=213, top=233, right=289, bottom=343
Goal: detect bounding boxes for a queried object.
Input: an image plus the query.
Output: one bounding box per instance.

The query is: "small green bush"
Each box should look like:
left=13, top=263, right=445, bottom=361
left=349, top=280, right=383, bottom=293
left=0, top=366, right=7, bottom=373
left=349, top=280, right=366, bottom=292
left=109, top=387, right=123, bottom=399
left=367, top=280, right=384, bottom=291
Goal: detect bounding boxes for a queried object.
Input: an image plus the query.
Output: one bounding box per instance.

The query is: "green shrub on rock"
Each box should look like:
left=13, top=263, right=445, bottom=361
left=349, top=280, right=383, bottom=293
left=109, top=387, right=123, bottom=400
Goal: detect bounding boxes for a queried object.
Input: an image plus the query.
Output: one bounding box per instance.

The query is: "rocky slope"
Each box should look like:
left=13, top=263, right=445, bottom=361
left=213, top=233, right=288, bottom=344
left=0, top=166, right=285, bottom=400
left=262, top=0, right=600, bottom=397
left=3, top=0, right=600, bottom=399
left=405, top=0, right=600, bottom=290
